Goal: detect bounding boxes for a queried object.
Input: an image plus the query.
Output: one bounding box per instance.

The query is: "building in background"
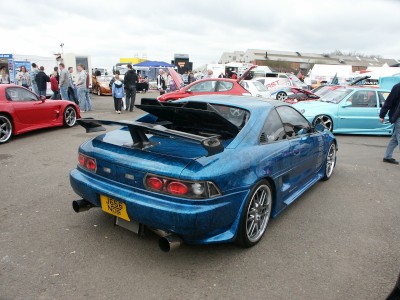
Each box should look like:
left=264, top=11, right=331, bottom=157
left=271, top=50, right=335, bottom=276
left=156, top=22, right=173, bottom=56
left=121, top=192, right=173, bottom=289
left=219, top=49, right=400, bottom=74
left=56, top=53, right=92, bottom=84
left=171, top=54, right=193, bottom=74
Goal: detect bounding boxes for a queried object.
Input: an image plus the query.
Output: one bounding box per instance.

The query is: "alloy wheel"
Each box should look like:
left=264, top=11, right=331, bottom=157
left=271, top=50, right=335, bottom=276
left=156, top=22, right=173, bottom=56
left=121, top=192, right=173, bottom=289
left=0, top=115, right=12, bottom=143
left=276, top=92, right=287, bottom=101
left=314, top=115, right=333, bottom=131
left=64, top=107, right=77, bottom=127
left=325, top=144, right=336, bottom=178
left=246, top=184, right=272, bottom=242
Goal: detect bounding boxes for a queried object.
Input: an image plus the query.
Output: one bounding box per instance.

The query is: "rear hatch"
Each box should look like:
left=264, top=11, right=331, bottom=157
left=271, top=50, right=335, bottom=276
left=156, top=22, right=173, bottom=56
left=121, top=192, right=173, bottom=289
left=84, top=129, right=209, bottom=189
left=78, top=100, right=241, bottom=189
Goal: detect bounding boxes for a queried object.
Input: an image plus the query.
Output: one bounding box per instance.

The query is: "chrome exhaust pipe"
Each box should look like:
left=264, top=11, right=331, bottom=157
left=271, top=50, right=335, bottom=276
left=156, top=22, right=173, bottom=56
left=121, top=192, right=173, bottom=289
left=158, top=234, right=183, bottom=252
left=72, top=199, right=93, bottom=213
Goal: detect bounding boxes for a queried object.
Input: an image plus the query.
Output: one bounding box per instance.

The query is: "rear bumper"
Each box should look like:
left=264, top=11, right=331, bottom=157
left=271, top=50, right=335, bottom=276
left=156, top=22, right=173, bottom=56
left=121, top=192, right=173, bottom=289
left=69, top=169, right=249, bottom=244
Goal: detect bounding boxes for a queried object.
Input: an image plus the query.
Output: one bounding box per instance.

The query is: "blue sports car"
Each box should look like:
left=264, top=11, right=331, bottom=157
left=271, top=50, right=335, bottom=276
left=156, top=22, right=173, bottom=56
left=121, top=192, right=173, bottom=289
left=70, top=95, right=337, bottom=251
left=293, top=86, right=394, bottom=135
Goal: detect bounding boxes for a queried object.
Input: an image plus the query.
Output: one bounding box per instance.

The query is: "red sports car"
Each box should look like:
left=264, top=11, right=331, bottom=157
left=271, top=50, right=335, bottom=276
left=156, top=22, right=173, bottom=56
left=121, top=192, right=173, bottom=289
left=158, top=67, right=255, bottom=102
left=0, top=84, right=80, bottom=144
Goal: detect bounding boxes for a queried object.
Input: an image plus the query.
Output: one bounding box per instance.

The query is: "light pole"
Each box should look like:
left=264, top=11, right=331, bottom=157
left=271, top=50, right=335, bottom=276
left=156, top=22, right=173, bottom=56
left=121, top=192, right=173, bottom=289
left=60, top=43, right=64, bottom=55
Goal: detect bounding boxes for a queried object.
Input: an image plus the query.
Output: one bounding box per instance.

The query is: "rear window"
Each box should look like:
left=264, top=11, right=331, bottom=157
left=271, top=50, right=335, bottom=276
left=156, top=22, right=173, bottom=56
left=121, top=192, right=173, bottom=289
left=212, top=104, right=250, bottom=128
left=217, top=81, right=234, bottom=92
left=253, top=81, right=268, bottom=92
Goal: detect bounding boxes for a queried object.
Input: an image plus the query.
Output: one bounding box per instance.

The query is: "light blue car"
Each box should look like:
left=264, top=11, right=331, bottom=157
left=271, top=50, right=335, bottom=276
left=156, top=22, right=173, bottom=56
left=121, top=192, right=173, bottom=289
left=292, top=87, right=394, bottom=135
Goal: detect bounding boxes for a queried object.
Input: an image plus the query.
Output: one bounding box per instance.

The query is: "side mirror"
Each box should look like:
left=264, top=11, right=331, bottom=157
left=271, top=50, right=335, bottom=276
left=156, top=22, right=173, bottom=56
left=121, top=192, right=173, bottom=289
left=341, top=101, right=352, bottom=107
left=314, top=123, right=326, bottom=132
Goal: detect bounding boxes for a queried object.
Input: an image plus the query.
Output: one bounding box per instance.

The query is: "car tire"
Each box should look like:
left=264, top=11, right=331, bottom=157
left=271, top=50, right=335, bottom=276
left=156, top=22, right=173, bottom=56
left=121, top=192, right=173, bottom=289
left=276, top=91, right=287, bottom=101
left=64, top=106, right=77, bottom=128
left=236, top=180, right=273, bottom=248
left=321, top=143, right=336, bottom=181
left=313, top=115, right=333, bottom=131
left=0, top=114, right=13, bottom=144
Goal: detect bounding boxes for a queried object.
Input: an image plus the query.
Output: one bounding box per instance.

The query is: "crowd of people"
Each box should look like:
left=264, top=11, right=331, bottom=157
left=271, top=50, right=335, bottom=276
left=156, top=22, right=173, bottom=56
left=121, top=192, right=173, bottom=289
left=8, top=63, right=92, bottom=112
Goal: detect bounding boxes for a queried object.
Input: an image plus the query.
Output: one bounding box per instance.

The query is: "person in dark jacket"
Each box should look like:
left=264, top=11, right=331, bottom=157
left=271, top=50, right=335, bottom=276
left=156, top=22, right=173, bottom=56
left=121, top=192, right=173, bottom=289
left=379, top=82, right=400, bottom=164
left=35, top=66, right=50, bottom=97
left=123, top=64, right=138, bottom=112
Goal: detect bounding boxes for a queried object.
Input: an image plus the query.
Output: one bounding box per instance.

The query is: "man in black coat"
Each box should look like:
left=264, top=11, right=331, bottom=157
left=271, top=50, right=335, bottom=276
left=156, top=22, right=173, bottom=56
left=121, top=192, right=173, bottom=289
left=123, top=64, right=138, bottom=112
left=379, top=82, right=400, bottom=164
left=35, top=66, right=50, bottom=98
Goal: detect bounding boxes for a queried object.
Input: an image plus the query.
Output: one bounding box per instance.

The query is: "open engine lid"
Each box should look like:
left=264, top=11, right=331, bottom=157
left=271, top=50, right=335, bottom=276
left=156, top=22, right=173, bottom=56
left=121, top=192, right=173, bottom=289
left=136, top=98, right=240, bottom=137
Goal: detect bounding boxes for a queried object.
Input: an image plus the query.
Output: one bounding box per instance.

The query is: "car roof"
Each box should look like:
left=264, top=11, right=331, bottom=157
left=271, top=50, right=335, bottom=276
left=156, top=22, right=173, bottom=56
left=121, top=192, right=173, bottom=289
left=175, top=95, right=286, bottom=111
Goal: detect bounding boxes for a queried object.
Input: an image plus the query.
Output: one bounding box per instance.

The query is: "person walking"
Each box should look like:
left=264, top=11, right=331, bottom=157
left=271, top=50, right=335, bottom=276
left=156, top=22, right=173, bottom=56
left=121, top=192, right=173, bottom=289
left=76, top=64, right=87, bottom=112
left=84, top=66, right=92, bottom=111
left=35, top=66, right=50, bottom=98
left=112, top=74, right=124, bottom=114
left=15, top=66, right=31, bottom=88
left=123, top=64, right=138, bottom=112
left=67, top=67, right=79, bottom=104
left=380, top=82, right=400, bottom=164
left=58, top=63, right=70, bottom=100
left=29, top=63, right=39, bottom=94
left=50, top=72, right=60, bottom=99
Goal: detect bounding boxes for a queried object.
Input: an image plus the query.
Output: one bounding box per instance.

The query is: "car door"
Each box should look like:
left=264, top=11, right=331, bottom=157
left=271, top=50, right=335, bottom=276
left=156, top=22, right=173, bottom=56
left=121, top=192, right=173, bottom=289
left=276, top=106, right=321, bottom=196
left=6, top=87, right=59, bottom=127
left=337, top=90, right=381, bottom=130
left=258, top=108, right=293, bottom=206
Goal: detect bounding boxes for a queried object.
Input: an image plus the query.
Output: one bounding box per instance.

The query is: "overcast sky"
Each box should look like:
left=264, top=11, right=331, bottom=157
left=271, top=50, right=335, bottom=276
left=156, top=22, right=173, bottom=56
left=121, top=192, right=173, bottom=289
left=1, top=0, right=399, bottom=69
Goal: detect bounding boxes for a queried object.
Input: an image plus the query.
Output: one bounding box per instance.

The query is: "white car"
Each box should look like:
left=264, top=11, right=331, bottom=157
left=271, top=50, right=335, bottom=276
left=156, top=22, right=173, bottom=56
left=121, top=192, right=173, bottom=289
left=241, top=80, right=271, bottom=98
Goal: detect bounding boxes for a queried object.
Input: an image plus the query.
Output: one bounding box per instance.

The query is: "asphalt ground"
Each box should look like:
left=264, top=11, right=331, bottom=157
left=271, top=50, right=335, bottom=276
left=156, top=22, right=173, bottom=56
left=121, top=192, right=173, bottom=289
left=1, top=93, right=399, bottom=300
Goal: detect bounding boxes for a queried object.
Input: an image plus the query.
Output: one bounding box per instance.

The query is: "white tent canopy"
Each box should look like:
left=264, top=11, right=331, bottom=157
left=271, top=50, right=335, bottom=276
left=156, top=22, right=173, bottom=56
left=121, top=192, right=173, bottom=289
left=309, top=64, right=353, bottom=82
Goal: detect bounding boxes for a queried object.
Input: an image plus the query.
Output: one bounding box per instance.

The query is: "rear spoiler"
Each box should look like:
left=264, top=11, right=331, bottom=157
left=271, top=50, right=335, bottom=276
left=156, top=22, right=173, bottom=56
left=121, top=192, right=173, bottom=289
left=77, top=118, right=224, bottom=156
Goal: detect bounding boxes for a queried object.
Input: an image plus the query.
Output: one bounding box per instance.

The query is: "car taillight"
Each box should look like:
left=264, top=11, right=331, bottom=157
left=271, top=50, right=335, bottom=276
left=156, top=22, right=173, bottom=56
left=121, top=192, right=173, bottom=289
left=78, top=153, right=97, bottom=173
left=144, top=174, right=221, bottom=199
left=167, top=182, right=188, bottom=195
left=146, top=176, right=163, bottom=190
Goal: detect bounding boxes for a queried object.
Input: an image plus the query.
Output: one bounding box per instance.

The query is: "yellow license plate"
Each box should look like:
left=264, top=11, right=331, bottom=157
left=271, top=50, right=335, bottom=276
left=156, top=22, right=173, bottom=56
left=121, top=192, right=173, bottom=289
left=100, top=195, right=130, bottom=221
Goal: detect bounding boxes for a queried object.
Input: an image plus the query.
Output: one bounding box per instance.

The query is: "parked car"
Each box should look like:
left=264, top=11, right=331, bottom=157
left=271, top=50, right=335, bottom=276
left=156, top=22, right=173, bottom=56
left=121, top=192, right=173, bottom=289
left=240, top=80, right=271, bottom=98
left=70, top=95, right=337, bottom=251
left=157, top=67, right=255, bottom=102
left=92, top=75, right=113, bottom=96
left=292, top=86, right=393, bottom=135
left=254, top=73, right=308, bottom=100
left=0, top=84, right=80, bottom=144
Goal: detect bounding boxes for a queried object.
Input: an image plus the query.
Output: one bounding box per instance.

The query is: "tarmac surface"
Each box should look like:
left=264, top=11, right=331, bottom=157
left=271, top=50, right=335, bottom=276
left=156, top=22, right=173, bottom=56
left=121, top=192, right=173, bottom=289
left=1, top=93, right=399, bottom=300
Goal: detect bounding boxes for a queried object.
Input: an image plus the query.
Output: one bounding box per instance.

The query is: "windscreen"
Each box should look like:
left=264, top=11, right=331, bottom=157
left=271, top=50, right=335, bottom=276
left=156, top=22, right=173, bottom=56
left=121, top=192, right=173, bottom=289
left=320, top=89, right=353, bottom=103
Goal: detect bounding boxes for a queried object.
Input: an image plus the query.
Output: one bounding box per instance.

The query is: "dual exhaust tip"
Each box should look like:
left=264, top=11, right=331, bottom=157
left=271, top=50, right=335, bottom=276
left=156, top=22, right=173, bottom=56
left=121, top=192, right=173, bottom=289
left=72, top=199, right=183, bottom=252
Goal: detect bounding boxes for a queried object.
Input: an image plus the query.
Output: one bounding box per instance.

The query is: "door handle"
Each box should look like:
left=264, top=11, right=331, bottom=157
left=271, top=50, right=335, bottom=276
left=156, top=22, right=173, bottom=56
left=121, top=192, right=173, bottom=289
left=293, top=149, right=300, bottom=155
